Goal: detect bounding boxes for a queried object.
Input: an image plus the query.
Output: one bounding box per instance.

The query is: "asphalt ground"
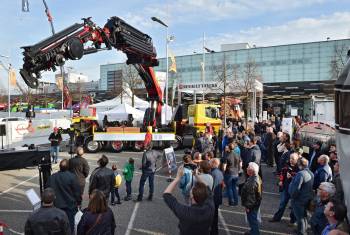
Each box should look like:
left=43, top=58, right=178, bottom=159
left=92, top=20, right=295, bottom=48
left=0, top=150, right=295, bottom=235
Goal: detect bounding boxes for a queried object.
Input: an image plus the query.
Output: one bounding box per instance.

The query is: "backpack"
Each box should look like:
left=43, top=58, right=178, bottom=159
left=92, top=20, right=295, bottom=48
left=115, top=173, right=122, bottom=187
left=179, top=168, right=193, bottom=196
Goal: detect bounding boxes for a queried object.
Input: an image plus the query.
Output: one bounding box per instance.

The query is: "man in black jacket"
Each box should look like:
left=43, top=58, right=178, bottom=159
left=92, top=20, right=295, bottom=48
left=69, top=147, right=90, bottom=197
left=241, top=162, right=262, bottom=235
left=308, top=141, right=322, bottom=173
left=89, top=155, right=115, bottom=199
left=163, top=166, right=215, bottom=235
left=210, top=158, right=224, bottom=235
left=137, top=143, right=162, bottom=201
left=25, top=188, right=71, bottom=235
left=46, top=159, right=81, bottom=233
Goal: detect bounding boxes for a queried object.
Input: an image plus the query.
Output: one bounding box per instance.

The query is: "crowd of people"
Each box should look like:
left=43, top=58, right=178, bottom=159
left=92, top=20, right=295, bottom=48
left=24, top=117, right=349, bottom=235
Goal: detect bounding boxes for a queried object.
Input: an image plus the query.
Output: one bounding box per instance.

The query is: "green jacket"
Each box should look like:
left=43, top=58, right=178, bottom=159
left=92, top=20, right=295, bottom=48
left=123, top=163, right=134, bottom=181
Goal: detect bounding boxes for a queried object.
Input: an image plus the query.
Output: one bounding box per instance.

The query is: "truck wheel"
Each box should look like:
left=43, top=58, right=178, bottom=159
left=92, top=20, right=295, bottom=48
left=170, top=135, right=182, bottom=150
left=111, top=141, right=124, bottom=152
left=85, top=137, right=101, bottom=153
left=133, top=141, right=144, bottom=152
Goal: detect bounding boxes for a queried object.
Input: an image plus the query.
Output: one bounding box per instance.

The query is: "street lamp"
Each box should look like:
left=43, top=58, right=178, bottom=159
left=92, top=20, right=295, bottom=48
left=151, top=16, right=172, bottom=122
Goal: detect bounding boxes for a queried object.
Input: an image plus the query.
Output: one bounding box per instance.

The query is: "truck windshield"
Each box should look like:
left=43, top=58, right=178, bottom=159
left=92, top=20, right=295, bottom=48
left=205, top=107, right=219, bottom=119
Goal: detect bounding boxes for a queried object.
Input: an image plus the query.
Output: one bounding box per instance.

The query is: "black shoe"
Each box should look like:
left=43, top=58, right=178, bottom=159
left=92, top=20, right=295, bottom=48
left=124, top=196, right=131, bottom=201
left=116, top=200, right=121, bottom=204
left=268, top=218, right=280, bottom=222
left=147, top=194, right=153, bottom=201
left=136, top=195, right=142, bottom=202
left=111, top=202, right=116, bottom=206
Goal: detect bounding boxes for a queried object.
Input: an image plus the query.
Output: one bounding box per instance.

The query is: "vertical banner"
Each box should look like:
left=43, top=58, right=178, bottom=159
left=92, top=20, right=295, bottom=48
left=9, top=69, right=17, bottom=87
left=169, top=50, right=177, bottom=73
left=155, top=72, right=166, bottom=94
left=56, top=77, right=63, bottom=90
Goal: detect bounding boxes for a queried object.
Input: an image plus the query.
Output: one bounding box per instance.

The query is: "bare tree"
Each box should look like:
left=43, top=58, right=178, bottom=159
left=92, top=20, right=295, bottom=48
left=229, top=58, right=262, bottom=123
left=330, top=43, right=348, bottom=80
left=122, top=65, right=145, bottom=107
left=213, top=55, right=233, bottom=127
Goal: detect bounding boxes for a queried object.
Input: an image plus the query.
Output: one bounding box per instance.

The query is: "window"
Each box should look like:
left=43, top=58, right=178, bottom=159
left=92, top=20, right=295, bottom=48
left=205, top=107, right=219, bottom=119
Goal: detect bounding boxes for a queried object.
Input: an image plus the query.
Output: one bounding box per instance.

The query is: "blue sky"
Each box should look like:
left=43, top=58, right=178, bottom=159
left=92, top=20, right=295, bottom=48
left=0, top=0, right=350, bottom=91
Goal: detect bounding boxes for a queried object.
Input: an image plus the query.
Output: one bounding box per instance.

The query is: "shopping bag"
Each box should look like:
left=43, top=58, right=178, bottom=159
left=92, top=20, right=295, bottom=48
left=74, top=209, right=83, bottom=234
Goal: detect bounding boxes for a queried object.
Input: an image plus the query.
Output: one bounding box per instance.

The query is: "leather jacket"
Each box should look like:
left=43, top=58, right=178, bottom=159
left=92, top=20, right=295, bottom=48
left=24, top=206, right=71, bottom=235
left=89, top=167, right=115, bottom=196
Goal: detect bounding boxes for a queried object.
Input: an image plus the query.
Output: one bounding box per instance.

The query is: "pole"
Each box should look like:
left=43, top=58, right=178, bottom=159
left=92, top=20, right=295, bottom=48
left=7, top=64, right=11, bottom=118
left=42, top=0, right=65, bottom=110
left=202, top=32, right=205, bottom=102
left=165, top=26, right=169, bottom=122
left=223, top=60, right=227, bottom=128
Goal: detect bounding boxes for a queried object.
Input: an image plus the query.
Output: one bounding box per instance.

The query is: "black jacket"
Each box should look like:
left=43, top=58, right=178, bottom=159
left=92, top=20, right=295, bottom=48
left=48, top=133, right=62, bottom=147
left=211, top=168, right=224, bottom=206
left=47, top=171, right=81, bottom=209
left=89, top=167, right=115, bottom=196
left=24, top=206, right=71, bottom=235
left=244, top=145, right=261, bottom=169
left=77, top=207, right=116, bottom=235
left=163, top=193, right=214, bottom=235
left=308, top=148, right=321, bottom=173
left=241, top=175, right=262, bottom=210
left=69, top=156, right=90, bottom=194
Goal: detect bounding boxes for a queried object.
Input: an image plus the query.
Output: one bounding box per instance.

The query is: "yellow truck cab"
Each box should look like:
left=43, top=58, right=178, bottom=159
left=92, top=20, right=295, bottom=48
left=188, top=104, right=222, bottom=133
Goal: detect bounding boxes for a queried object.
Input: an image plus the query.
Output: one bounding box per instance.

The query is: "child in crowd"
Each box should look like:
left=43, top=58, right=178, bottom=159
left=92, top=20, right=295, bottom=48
left=111, top=164, right=122, bottom=205
left=123, top=158, right=135, bottom=201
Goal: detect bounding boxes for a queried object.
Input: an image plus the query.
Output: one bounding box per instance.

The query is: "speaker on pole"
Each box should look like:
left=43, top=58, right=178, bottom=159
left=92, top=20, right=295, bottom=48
left=0, top=125, right=5, bottom=136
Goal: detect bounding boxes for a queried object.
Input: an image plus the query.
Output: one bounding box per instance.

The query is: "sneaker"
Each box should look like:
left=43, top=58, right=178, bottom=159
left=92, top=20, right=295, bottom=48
left=111, top=202, right=116, bottom=206
left=288, top=222, right=296, bottom=227
left=124, top=196, right=131, bottom=201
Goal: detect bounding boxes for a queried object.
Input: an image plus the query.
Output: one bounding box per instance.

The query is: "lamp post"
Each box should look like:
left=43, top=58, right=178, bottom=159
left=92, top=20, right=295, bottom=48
left=151, top=16, right=170, bottom=122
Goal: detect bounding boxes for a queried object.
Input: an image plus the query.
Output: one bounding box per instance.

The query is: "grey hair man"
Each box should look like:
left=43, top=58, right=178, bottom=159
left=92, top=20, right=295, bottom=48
left=310, top=182, right=337, bottom=234
left=241, top=162, right=262, bottom=235
left=313, top=154, right=332, bottom=190
left=289, top=158, right=314, bottom=235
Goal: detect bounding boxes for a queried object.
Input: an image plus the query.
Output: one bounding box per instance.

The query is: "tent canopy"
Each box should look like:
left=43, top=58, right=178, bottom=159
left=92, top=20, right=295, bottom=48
left=100, top=103, right=145, bottom=122
left=89, top=86, right=149, bottom=110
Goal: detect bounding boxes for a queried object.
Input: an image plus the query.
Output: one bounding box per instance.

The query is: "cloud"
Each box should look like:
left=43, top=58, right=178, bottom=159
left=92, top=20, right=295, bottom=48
left=169, top=11, right=350, bottom=56
left=145, top=0, right=330, bottom=23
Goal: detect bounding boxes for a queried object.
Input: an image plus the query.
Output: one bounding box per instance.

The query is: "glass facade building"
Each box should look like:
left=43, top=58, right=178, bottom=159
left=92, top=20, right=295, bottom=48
left=100, top=39, right=350, bottom=91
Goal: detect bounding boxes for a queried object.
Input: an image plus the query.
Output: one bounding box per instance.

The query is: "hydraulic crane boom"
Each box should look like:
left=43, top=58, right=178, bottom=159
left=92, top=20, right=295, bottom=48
left=20, top=16, right=162, bottom=127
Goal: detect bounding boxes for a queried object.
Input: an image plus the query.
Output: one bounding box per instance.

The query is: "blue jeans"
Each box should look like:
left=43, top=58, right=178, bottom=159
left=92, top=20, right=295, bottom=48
left=247, top=208, right=260, bottom=235
left=125, top=180, right=132, bottom=197
left=50, top=146, right=59, bottom=163
left=273, top=189, right=292, bottom=221
left=224, top=175, right=239, bottom=205
left=291, top=201, right=308, bottom=235
left=61, top=207, right=77, bottom=234
left=111, top=187, right=120, bottom=203
left=138, top=172, right=154, bottom=199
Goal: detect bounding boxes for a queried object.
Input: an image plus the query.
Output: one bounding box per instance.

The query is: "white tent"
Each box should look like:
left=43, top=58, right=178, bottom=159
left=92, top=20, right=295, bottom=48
left=89, top=86, right=149, bottom=112
left=101, top=103, right=145, bottom=122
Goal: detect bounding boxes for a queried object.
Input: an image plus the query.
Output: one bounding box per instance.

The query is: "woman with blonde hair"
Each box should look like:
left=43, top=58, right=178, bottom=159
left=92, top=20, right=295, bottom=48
left=77, top=189, right=116, bottom=235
